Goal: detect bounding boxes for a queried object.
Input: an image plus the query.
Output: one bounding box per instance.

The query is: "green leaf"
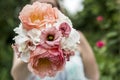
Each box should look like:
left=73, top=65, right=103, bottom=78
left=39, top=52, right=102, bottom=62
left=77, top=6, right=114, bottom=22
left=106, top=31, right=118, bottom=38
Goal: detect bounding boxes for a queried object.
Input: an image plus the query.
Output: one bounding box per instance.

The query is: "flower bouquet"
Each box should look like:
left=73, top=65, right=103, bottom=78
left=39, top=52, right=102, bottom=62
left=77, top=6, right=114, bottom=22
left=12, top=1, right=80, bottom=78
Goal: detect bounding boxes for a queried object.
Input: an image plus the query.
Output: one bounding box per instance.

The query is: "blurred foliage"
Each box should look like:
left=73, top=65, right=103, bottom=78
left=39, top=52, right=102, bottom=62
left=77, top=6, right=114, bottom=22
left=68, top=0, right=120, bottom=80
left=0, top=0, right=120, bottom=80
left=0, top=0, right=29, bottom=80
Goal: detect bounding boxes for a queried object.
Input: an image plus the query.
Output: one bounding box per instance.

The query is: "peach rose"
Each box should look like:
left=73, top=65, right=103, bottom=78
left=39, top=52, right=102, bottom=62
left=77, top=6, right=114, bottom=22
left=19, top=2, right=58, bottom=30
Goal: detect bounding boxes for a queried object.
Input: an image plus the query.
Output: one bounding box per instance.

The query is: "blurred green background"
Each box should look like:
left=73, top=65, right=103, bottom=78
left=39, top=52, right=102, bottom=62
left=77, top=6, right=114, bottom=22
left=0, top=0, right=120, bottom=80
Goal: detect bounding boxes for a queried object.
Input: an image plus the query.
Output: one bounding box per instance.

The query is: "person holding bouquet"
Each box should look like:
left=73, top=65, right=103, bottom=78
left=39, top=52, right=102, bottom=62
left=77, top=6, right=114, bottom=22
left=11, top=0, right=99, bottom=80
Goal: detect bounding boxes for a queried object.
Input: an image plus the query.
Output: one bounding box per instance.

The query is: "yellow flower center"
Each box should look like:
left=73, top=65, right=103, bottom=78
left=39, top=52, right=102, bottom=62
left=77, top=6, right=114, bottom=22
left=37, top=58, right=51, bottom=71
left=47, top=35, right=54, bottom=41
left=30, top=12, right=44, bottom=22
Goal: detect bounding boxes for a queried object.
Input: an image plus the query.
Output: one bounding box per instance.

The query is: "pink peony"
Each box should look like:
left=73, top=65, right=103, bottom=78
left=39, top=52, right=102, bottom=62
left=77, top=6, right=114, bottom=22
left=96, top=40, right=105, bottom=48
left=96, top=16, right=104, bottom=22
left=59, top=22, right=71, bottom=37
left=40, top=27, right=62, bottom=49
left=28, top=45, right=65, bottom=78
left=19, top=2, right=58, bottom=30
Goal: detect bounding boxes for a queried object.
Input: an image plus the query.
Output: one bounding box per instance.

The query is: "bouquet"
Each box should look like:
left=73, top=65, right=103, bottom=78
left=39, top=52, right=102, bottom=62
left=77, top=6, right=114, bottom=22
left=12, top=1, right=80, bottom=78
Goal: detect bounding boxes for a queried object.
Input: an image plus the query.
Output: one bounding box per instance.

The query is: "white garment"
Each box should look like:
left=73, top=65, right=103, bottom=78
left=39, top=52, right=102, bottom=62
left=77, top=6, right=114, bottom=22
left=28, top=51, right=88, bottom=80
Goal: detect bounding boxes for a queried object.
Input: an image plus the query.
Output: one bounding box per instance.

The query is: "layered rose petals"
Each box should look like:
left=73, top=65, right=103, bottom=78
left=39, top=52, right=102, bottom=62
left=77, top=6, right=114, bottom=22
left=19, top=2, right=58, bottom=30
left=28, top=45, right=65, bottom=78
left=59, top=22, right=71, bottom=37
left=40, top=27, right=62, bottom=49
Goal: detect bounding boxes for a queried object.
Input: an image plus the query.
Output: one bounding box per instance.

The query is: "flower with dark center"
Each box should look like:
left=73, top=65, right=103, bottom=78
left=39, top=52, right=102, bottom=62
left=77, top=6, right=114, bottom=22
left=40, top=27, right=62, bottom=49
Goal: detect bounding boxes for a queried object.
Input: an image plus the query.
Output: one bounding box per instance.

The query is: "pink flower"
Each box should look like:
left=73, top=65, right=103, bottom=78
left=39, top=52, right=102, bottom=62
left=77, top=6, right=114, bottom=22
left=59, top=22, right=71, bottom=37
left=19, top=2, right=58, bottom=30
left=40, top=27, right=62, bottom=49
left=28, top=45, right=65, bottom=78
left=63, top=50, right=74, bottom=61
left=96, top=16, right=104, bottom=22
left=96, top=40, right=105, bottom=48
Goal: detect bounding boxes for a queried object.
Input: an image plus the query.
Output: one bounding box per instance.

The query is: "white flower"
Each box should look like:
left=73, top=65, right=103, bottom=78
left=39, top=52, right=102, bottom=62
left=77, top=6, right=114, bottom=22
left=13, top=23, right=29, bottom=52
left=58, top=10, right=72, bottom=25
left=61, top=29, right=80, bottom=52
left=27, top=28, right=41, bottom=45
left=13, top=23, right=31, bottom=62
left=54, top=10, right=73, bottom=29
left=20, top=49, right=30, bottom=62
left=55, top=11, right=80, bottom=52
left=14, top=23, right=27, bottom=35
left=13, top=35, right=30, bottom=62
left=14, top=35, right=29, bottom=45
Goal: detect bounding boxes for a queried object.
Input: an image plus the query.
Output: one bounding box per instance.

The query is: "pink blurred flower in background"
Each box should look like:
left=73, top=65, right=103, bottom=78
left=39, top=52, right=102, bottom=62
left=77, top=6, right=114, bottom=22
left=96, top=16, right=104, bottom=22
left=96, top=40, right=105, bottom=48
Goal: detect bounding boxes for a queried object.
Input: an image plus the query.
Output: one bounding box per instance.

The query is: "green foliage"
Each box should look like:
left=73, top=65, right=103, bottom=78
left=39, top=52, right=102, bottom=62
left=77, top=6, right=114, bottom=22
left=0, top=0, right=29, bottom=80
left=68, top=0, right=120, bottom=79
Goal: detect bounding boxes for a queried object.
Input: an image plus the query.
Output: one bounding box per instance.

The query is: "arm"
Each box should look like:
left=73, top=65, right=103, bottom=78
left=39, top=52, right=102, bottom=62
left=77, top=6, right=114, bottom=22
left=78, top=32, right=100, bottom=80
left=11, top=54, right=31, bottom=80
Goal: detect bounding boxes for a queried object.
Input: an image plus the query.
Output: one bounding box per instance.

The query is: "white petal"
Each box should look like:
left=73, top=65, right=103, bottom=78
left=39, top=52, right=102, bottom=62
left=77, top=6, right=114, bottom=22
left=27, top=29, right=41, bottom=45
left=14, top=23, right=27, bottom=35
left=61, top=29, right=80, bottom=52
left=56, top=10, right=73, bottom=28
left=14, top=35, right=29, bottom=45
left=20, top=50, right=30, bottom=62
